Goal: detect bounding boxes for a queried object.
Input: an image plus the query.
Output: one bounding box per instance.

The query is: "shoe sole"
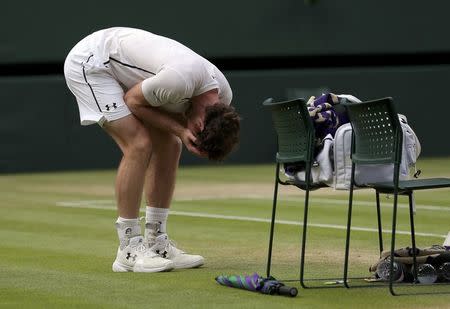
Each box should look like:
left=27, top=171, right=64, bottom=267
left=113, top=260, right=174, bottom=273
left=133, top=262, right=174, bottom=273
left=112, top=261, right=134, bottom=272
left=174, top=258, right=205, bottom=269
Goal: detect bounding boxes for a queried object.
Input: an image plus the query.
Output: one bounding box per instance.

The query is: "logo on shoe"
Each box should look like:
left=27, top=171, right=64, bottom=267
left=126, top=252, right=138, bottom=261
left=155, top=249, right=168, bottom=258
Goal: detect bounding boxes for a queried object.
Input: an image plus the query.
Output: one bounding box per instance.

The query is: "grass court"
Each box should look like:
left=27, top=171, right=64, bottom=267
left=1, top=158, right=450, bottom=308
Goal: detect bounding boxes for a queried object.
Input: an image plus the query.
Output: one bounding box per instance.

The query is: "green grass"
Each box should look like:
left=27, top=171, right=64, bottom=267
left=1, top=158, right=450, bottom=308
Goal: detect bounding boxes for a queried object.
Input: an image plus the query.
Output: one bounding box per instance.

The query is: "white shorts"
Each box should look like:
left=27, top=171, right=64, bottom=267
left=64, top=37, right=131, bottom=126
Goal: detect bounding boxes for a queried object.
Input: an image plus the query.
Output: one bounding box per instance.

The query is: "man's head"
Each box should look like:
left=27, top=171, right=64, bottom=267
left=196, top=103, right=240, bottom=161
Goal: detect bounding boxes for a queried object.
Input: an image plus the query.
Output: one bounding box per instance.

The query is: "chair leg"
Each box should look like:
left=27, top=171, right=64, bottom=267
left=266, top=163, right=280, bottom=278
left=343, top=178, right=356, bottom=287
left=299, top=187, right=311, bottom=289
left=375, top=191, right=384, bottom=254
left=408, top=192, right=419, bottom=282
left=389, top=191, right=400, bottom=296
left=343, top=162, right=357, bottom=288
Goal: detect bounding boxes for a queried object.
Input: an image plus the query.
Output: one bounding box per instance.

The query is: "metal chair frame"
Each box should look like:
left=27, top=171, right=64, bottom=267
left=263, top=97, right=340, bottom=289
left=342, top=97, right=450, bottom=295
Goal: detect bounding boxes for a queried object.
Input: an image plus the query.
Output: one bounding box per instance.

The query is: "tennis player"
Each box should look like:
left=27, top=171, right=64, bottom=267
left=64, top=27, right=240, bottom=272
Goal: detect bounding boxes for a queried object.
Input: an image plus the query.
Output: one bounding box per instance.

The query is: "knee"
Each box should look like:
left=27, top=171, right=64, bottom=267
left=154, top=134, right=182, bottom=157
left=173, top=136, right=182, bottom=156
left=124, top=130, right=153, bottom=161
left=166, top=135, right=182, bottom=156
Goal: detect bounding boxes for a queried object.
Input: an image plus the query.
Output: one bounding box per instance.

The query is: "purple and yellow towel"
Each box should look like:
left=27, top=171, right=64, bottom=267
left=307, top=93, right=350, bottom=141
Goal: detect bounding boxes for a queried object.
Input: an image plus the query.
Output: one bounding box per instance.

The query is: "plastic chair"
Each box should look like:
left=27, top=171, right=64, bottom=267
left=263, top=97, right=337, bottom=289
left=342, top=97, right=450, bottom=295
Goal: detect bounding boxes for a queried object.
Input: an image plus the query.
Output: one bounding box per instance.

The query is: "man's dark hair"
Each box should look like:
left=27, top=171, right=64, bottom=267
left=197, top=104, right=240, bottom=161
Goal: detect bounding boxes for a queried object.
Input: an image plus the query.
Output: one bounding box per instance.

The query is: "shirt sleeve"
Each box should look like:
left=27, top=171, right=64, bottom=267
left=192, top=61, right=220, bottom=97
left=214, top=66, right=232, bottom=106
left=141, top=68, right=193, bottom=107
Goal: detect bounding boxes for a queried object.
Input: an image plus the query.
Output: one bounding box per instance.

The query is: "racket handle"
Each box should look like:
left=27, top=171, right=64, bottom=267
left=277, top=285, right=298, bottom=297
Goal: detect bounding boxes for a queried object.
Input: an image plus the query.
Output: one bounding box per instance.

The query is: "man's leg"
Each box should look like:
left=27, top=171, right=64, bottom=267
left=142, top=126, right=204, bottom=269
left=103, top=115, right=151, bottom=218
left=102, top=115, right=174, bottom=272
left=144, top=125, right=181, bottom=209
left=144, top=126, right=180, bottom=235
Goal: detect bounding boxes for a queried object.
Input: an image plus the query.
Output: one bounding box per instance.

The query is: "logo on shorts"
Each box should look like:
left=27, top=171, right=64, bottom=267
left=105, top=103, right=117, bottom=111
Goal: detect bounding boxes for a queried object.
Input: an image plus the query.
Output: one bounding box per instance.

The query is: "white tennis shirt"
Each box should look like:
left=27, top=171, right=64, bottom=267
left=88, top=27, right=232, bottom=113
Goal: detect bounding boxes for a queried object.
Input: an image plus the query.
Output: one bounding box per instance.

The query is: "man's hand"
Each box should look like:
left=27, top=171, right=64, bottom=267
left=180, top=129, right=207, bottom=158
left=186, top=89, right=218, bottom=134
left=124, top=82, right=208, bottom=159
left=187, top=117, right=204, bottom=136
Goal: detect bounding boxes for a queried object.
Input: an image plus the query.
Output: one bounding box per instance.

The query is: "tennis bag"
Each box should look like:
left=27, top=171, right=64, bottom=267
left=369, top=245, right=450, bottom=282
left=287, top=94, right=420, bottom=189
left=333, top=114, right=421, bottom=190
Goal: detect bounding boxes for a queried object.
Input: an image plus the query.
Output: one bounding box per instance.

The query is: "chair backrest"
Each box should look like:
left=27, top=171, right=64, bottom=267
left=263, top=98, right=315, bottom=163
left=343, top=97, right=403, bottom=165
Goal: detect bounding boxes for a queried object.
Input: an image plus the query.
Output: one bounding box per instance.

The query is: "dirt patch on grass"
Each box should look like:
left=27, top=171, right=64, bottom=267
left=18, top=184, right=114, bottom=197
left=174, top=183, right=349, bottom=200
left=25, top=180, right=350, bottom=200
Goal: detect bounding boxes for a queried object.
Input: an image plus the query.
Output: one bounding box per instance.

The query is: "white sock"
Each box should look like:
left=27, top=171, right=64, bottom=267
left=145, top=206, right=169, bottom=234
left=115, top=217, right=141, bottom=249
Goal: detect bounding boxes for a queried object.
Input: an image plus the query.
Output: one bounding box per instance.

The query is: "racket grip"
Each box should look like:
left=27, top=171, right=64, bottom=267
left=277, top=285, right=298, bottom=297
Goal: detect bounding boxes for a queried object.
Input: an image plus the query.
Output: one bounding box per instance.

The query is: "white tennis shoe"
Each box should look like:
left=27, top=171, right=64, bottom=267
left=148, top=233, right=205, bottom=269
left=112, top=235, right=174, bottom=273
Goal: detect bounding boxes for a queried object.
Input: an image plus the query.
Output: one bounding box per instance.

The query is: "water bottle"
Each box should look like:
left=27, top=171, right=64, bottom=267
left=376, top=258, right=404, bottom=282
left=416, top=263, right=438, bottom=284
left=437, top=262, right=450, bottom=282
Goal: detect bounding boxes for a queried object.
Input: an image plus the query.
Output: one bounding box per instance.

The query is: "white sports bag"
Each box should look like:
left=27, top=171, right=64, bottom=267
left=290, top=94, right=421, bottom=190
left=333, top=114, right=421, bottom=190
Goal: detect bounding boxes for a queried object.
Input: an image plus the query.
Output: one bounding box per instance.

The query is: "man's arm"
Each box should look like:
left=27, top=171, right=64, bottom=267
left=124, top=82, right=205, bottom=157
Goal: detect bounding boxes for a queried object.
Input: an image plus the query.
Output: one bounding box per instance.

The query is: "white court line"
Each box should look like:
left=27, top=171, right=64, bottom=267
left=173, top=196, right=450, bottom=212
left=56, top=196, right=450, bottom=212
left=57, top=202, right=447, bottom=239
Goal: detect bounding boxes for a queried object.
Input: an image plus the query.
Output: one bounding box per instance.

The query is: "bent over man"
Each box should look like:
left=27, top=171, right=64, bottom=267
left=64, top=27, right=240, bottom=272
